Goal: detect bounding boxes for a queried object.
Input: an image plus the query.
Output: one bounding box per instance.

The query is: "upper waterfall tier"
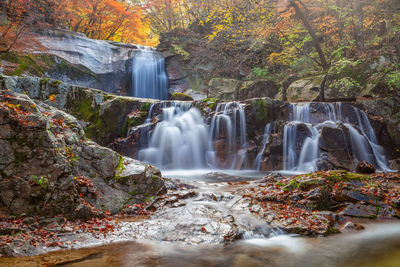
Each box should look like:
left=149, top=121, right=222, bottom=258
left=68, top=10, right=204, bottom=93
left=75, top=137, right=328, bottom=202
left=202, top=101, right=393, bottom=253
left=130, top=48, right=168, bottom=100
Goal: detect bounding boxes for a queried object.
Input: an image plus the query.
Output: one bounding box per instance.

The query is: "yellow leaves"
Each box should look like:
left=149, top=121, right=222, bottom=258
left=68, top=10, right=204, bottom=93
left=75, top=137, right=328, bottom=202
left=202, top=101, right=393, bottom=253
left=48, top=94, right=56, bottom=103
left=267, top=51, right=294, bottom=66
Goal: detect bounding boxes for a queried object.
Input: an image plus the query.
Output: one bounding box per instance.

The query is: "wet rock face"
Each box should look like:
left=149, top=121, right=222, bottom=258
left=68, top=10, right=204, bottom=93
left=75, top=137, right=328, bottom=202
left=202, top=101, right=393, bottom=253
left=0, top=91, right=165, bottom=218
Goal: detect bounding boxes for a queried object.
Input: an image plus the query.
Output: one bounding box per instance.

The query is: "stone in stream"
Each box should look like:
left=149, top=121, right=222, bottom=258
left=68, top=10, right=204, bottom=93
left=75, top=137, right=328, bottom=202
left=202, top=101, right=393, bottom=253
left=340, top=203, right=378, bottom=219
left=356, top=161, right=376, bottom=174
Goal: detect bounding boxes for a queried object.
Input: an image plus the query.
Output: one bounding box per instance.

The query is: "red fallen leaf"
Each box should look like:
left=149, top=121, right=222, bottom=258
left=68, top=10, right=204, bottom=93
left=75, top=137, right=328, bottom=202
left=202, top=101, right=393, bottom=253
left=201, top=227, right=207, bottom=232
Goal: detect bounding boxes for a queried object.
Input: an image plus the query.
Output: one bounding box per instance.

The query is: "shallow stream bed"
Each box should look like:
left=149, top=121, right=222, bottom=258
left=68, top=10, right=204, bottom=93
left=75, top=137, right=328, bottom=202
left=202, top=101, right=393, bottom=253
left=1, top=170, right=400, bottom=267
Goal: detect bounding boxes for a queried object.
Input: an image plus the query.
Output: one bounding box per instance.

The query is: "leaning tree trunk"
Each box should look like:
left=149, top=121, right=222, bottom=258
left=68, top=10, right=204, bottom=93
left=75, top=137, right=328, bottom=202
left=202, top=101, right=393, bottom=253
left=289, top=0, right=330, bottom=71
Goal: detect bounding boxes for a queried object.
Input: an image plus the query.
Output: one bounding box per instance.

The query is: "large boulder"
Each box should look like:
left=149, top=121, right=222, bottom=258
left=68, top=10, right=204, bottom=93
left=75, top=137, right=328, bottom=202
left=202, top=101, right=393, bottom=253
left=279, top=74, right=299, bottom=102
left=33, top=30, right=137, bottom=94
left=319, top=126, right=354, bottom=170
left=207, top=78, right=242, bottom=100
left=0, top=91, right=165, bottom=218
left=286, top=75, right=324, bottom=102
left=237, top=80, right=278, bottom=101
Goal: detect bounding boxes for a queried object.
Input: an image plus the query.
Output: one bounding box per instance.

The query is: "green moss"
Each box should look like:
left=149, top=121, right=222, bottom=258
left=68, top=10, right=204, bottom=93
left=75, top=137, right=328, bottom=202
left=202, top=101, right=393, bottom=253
left=202, top=98, right=218, bottom=110
left=328, top=171, right=371, bottom=181
left=282, top=179, right=300, bottom=191
left=171, top=92, right=194, bottom=101
left=140, top=102, right=152, bottom=112
left=39, top=78, right=51, bottom=87
left=50, top=80, right=62, bottom=87
left=114, top=155, right=126, bottom=180
left=0, top=52, right=57, bottom=77
left=254, top=99, right=267, bottom=122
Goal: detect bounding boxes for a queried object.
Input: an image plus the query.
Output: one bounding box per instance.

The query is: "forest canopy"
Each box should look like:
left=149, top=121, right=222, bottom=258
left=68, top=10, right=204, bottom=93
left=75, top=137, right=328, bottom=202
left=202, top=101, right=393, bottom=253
left=0, top=0, right=399, bottom=85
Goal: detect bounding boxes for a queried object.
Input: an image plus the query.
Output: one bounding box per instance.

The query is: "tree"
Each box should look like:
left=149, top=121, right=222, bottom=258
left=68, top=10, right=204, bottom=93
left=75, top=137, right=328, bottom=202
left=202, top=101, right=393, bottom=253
left=0, top=0, right=61, bottom=53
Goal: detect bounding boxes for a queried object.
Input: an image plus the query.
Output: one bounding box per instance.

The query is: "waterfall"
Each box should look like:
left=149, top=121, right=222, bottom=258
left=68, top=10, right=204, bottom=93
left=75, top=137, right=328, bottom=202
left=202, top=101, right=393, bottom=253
left=131, top=47, right=168, bottom=100
left=138, top=102, right=209, bottom=169
left=208, top=102, right=248, bottom=169
left=138, top=101, right=248, bottom=170
left=282, top=103, right=390, bottom=172
left=255, top=123, right=272, bottom=170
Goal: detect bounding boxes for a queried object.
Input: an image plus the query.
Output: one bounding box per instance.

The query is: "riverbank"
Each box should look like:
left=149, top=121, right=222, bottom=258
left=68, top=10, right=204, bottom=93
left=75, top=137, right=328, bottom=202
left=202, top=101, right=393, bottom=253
left=1, top=170, right=399, bottom=260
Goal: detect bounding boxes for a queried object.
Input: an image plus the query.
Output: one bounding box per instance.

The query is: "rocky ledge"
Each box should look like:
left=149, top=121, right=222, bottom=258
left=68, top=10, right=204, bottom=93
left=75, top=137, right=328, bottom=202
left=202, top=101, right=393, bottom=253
left=0, top=90, right=165, bottom=221
left=240, top=171, right=400, bottom=235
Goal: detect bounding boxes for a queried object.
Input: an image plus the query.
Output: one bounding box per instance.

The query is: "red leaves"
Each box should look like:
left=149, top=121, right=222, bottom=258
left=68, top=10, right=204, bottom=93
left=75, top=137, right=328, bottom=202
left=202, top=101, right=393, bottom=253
left=0, top=100, right=37, bottom=127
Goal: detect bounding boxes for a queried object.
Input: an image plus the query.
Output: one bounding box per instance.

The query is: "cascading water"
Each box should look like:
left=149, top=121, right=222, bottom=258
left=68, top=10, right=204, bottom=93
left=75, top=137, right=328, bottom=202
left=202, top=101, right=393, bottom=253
left=138, top=102, right=210, bottom=169
left=208, top=102, right=248, bottom=169
left=138, top=101, right=248, bottom=170
left=255, top=123, right=272, bottom=170
left=282, top=103, right=391, bottom=172
left=130, top=46, right=168, bottom=100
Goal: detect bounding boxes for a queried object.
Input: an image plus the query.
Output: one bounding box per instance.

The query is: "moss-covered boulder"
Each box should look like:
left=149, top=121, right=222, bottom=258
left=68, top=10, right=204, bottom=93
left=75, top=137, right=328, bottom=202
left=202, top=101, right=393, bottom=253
left=171, top=92, right=194, bottom=101
left=286, top=75, right=324, bottom=102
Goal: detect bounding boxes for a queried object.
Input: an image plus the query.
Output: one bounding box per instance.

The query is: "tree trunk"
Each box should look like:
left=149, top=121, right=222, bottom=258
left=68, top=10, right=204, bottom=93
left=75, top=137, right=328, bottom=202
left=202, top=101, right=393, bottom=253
left=289, top=0, right=330, bottom=70
left=353, top=0, right=364, bottom=52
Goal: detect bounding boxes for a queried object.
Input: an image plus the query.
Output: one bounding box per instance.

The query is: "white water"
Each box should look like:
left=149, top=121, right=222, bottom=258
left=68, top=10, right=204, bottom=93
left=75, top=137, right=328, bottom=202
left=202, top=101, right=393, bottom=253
left=282, top=103, right=391, bottom=172
left=208, top=102, right=248, bottom=169
left=138, top=102, right=209, bottom=169
left=131, top=47, right=168, bottom=99
left=139, top=102, right=249, bottom=170
left=255, top=123, right=272, bottom=170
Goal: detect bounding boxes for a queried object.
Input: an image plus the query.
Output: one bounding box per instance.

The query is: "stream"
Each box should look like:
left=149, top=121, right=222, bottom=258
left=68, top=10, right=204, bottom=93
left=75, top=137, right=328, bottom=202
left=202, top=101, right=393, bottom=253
left=2, top=170, right=400, bottom=267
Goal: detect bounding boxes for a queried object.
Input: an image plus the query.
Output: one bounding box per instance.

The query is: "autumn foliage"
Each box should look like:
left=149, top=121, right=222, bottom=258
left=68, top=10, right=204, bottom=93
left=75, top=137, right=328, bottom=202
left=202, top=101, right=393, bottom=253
left=0, top=0, right=156, bottom=52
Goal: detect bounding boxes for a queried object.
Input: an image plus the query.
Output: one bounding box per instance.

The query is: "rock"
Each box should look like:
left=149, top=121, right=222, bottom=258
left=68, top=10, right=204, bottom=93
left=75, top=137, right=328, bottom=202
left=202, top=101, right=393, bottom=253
left=38, top=218, right=55, bottom=227
left=170, top=92, right=194, bottom=101
left=333, top=189, right=377, bottom=204
left=390, top=159, right=400, bottom=171
left=0, top=74, right=158, bottom=146
left=280, top=75, right=299, bottom=102
left=237, top=80, right=278, bottom=101
left=111, top=122, right=156, bottom=159
left=340, top=221, right=365, bottom=232
left=22, top=217, right=36, bottom=225
left=340, top=203, right=377, bottom=218
left=0, top=91, right=165, bottom=219
left=0, top=245, right=15, bottom=257
left=319, top=126, right=353, bottom=170
left=286, top=75, right=324, bottom=102
left=356, top=161, right=376, bottom=174
left=207, top=78, right=242, bottom=100
left=112, top=157, right=166, bottom=203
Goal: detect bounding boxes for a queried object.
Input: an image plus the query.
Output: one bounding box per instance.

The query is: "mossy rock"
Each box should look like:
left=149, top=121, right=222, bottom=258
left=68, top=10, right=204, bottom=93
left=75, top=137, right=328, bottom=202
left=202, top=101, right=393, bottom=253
left=171, top=93, right=194, bottom=101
